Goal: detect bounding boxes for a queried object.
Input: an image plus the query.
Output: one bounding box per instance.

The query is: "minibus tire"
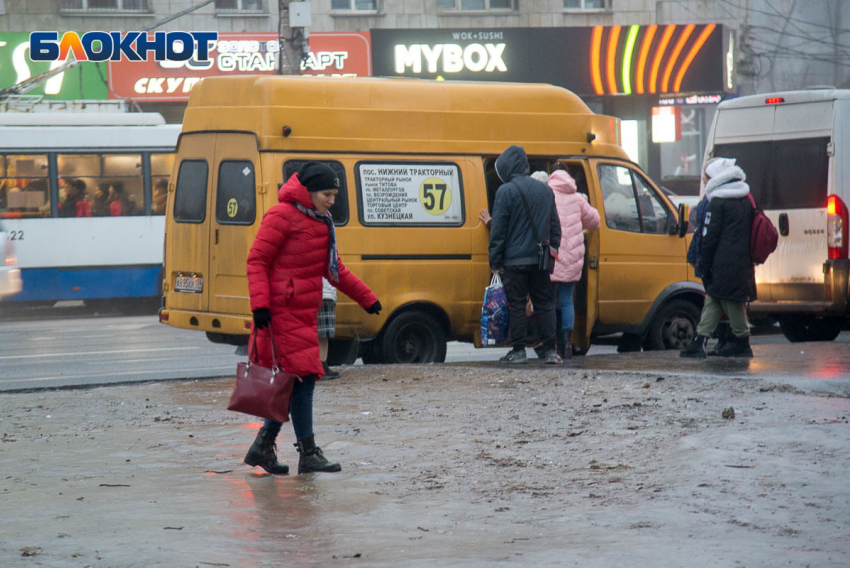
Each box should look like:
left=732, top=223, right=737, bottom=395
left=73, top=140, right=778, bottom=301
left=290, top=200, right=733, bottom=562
left=326, top=338, right=359, bottom=366
left=779, top=316, right=842, bottom=343
left=645, top=299, right=700, bottom=351
left=379, top=311, right=447, bottom=364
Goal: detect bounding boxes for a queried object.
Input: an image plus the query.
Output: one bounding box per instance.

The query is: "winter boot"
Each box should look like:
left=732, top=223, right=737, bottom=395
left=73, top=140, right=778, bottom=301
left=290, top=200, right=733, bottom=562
left=717, top=335, right=753, bottom=358
left=708, top=322, right=731, bottom=356
left=679, top=335, right=708, bottom=358
left=558, top=329, right=573, bottom=360
left=322, top=361, right=340, bottom=380
left=543, top=349, right=562, bottom=365
left=499, top=348, right=528, bottom=364
left=295, top=435, right=342, bottom=474
left=244, top=428, right=289, bottom=475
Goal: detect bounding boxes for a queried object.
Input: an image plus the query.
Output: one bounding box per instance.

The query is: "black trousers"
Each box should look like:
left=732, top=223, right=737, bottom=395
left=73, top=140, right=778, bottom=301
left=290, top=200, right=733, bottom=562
left=501, top=265, right=556, bottom=352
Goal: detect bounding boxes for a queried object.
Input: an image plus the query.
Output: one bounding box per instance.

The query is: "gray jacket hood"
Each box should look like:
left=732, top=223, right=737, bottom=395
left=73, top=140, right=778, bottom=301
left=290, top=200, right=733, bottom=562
left=495, top=145, right=530, bottom=183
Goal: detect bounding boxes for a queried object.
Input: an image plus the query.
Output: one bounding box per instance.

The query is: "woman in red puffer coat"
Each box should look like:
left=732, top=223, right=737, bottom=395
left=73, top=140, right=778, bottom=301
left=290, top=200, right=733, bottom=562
left=548, top=167, right=600, bottom=359
left=243, top=162, right=381, bottom=476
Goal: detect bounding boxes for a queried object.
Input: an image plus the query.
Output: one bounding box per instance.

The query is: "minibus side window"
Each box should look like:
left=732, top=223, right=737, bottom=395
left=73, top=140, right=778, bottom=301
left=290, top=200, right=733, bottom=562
left=283, top=160, right=348, bottom=225
left=173, top=160, right=208, bottom=223
left=0, top=154, right=50, bottom=219
left=633, top=172, right=671, bottom=234
left=597, top=164, right=642, bottom=233
left=216, top=161, right=256, bottom=225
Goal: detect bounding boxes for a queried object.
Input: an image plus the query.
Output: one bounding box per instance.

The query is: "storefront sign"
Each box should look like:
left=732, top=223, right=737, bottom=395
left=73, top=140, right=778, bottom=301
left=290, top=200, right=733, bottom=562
left=358, top=163, right=463, bottom=225
left=0, top=33, right=107, bottom=99
left=372, top=26, right=733, bottom=96
left=108, top=32, right=371, bottom=102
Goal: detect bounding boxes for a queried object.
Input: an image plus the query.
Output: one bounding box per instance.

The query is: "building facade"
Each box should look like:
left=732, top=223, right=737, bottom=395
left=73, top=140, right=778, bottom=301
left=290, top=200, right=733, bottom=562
left=1, top=0, right=848, bottom=184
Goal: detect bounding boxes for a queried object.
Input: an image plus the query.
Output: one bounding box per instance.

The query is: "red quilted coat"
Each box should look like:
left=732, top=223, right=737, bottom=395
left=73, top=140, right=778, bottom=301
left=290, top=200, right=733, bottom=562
left=246, top=174, right=378, bottom=377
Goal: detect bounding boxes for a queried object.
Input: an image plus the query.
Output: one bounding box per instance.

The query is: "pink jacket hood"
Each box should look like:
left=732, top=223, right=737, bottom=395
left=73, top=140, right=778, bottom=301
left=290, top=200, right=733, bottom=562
left=548, top=170, right=578, bottom=195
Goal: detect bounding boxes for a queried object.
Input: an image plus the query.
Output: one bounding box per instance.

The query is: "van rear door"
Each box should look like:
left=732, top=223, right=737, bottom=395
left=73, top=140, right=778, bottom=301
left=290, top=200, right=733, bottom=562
left=165, top=133, right=214, bottom=313
left=207, top=133, right=260, bottom=316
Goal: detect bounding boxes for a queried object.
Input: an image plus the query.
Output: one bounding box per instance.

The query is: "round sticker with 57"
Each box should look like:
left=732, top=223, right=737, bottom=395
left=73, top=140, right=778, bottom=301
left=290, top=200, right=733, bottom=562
left=419, top=177, right=452, bottom=216
left=227, top=198, right=238, bottom=218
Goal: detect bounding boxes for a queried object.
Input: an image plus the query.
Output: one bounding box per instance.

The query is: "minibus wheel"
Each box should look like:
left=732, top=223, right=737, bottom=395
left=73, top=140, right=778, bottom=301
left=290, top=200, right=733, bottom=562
left=326, top=338, right=359, bottom=366
left=379, top=311, right=447, bottom=364
left=645, top=299, right=700, bottom=351
left=779, top=316, right=842, bottom=343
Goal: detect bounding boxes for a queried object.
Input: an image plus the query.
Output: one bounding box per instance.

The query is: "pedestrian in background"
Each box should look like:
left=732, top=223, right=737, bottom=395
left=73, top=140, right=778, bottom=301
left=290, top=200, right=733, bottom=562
left=488, top=145, right=562, bottom=365
left=547, top=167, right=600, bottom=360
left=681, top=157, right=756, bottom=358
left=319, top=277, right=340, bottom=379
left=244, top=162, right=381, bottom=475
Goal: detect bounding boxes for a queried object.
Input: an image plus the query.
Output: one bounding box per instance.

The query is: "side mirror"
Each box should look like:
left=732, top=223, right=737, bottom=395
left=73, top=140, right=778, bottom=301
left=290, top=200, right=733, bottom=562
left=676, top=203, right=689, bottom=238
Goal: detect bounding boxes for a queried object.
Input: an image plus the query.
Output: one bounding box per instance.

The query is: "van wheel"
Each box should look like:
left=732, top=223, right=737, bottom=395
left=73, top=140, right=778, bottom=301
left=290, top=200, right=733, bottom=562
left=206, top=332, right=249, bottom=346
left=326, top=339, right=359, bottom=366
left=779, top=316, right=842, bottom=342
left=645, top=299, right=700, bottom=351
left=379, top=311, right=447, bottom=364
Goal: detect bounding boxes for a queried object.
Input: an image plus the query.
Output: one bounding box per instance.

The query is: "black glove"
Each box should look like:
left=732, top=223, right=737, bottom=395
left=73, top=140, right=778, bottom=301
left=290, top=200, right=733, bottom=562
left=366, top=300, right=382, bottom=315
left=252, top=308, right=271, bottom=330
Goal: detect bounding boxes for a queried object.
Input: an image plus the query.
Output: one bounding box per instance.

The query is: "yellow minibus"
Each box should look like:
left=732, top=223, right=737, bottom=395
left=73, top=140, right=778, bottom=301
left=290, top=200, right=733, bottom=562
left=160, top=75, right=700, bottom=363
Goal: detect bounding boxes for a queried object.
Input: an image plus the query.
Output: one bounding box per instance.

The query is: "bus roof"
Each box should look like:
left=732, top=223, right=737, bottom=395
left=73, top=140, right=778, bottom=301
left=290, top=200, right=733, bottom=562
left=0, top=123, right=181, bottom=151
left=182, top=76, right=625, bottom=158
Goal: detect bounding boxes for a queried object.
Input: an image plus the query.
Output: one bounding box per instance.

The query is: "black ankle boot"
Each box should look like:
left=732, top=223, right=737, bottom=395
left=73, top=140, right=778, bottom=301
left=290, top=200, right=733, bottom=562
left=322, top=361, right=340, bottom=380
left=558, top=329, right=572, bottom=360
left=295, top=435, right=341, bottom=474
left=680, top=335, right=708, bottom=358
left=709, top=322, right=731, bottom=356
left=717, top=335, right=753, bottom=358
left=244, top=428, right=289, bottom=474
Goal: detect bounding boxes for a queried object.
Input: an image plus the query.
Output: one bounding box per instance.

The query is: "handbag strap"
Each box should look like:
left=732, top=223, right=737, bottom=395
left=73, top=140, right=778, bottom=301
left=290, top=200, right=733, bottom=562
left=248, top=321, right=280, bottom=373
left=515, top=183, right=543, bottom=245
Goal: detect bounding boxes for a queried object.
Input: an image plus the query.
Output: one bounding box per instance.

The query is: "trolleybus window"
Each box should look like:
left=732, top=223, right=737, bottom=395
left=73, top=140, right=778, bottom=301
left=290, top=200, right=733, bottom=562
left=216, top=161, right=256, bottom=225
left=284, top=160, right=349, bottom=225
left=57, top=153, right=144, bottom=217
left=151, top=153, right=174, bottom=216
left=0, top=154, right=50, bottom=219
left=174, top=160, right=208, bottom=223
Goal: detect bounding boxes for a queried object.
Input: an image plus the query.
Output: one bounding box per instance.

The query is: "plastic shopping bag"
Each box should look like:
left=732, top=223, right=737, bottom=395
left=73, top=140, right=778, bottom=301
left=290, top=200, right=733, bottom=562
left=480, top=273, right=510, bottom=346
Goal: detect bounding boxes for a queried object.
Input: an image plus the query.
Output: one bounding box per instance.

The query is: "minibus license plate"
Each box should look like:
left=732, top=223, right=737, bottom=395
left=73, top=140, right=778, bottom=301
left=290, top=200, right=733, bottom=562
left=175, top=275, right=203, bottom=294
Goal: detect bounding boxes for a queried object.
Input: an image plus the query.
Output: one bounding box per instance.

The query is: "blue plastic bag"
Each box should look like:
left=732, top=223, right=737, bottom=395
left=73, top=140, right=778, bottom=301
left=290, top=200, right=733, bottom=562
left=480, top=273, right=509, bottom=346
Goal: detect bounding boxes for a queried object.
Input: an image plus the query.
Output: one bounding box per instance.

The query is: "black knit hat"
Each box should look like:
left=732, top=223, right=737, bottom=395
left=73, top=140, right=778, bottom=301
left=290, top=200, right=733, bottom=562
left=298, top=162, right=339, bottom=192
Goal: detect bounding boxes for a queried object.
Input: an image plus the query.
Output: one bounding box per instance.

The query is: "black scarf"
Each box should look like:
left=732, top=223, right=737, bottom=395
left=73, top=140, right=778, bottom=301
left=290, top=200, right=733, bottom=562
left=294, top=201, right=339, bottom=283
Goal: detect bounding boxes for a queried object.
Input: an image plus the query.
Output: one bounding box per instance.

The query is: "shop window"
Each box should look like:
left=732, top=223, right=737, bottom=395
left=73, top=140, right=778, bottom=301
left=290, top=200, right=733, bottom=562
left=174, top=160, right=208, bottom=223
left=331, top=0, right=376, bottom=10
left=151, top=153, right=175, bottom=216
left=563, top=0, right=607, bottom=9
left=283, top=160, right=349, bottom=225
left=216, top=161, right=256, bottom=225
left=215, top=0, right=263, bottom=11
left=439, top=0, right=515, bottom=9
left=59, top=0, right=150, bottom=11
left=598, top=164, right=641, bottom=233
left=0, top=155, right=50, bottom=219
left=57, top=153, right=143, bottom=217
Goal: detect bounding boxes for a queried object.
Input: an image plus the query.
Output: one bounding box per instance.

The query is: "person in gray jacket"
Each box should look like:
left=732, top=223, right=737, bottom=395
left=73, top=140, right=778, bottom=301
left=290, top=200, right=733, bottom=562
left=488, top=145, right=562, bottom=364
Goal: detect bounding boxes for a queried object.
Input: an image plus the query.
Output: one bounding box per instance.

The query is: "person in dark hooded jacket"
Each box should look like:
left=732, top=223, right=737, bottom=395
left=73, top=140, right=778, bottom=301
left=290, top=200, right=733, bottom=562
left=681, top=157, right=756, bottom=358
left=488, top=145, right=562, bottom=364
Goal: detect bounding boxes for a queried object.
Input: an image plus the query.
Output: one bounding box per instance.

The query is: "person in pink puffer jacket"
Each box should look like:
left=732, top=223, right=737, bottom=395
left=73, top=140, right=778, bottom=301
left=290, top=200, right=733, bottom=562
left=547, top=168, right=600, bottom=359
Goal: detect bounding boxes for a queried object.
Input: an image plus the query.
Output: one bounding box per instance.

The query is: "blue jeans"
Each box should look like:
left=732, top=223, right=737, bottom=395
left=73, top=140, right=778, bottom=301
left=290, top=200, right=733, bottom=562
left=262, top=374, right=316, bottom=442
left=556, top=281, right=576, bottom=332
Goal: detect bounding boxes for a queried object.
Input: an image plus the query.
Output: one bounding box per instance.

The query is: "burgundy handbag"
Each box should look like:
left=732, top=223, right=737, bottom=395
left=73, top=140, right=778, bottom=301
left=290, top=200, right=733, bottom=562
left=228, top=324, right=300, bottom=423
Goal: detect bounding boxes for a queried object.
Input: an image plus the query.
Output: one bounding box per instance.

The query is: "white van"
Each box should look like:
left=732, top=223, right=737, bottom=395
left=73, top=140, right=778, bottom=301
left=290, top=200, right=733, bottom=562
left=704, top=88, right=848, bottom=342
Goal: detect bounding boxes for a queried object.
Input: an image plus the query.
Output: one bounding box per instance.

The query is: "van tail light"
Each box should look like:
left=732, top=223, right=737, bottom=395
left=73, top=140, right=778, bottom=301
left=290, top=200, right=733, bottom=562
left=5, top=237, right=16, bottom=266
left=827, top=195, right=848, bottom=260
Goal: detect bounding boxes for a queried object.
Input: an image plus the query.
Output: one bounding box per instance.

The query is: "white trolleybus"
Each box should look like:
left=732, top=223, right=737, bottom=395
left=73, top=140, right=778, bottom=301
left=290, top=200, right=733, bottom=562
left=0, top=100, right=179, bottom=309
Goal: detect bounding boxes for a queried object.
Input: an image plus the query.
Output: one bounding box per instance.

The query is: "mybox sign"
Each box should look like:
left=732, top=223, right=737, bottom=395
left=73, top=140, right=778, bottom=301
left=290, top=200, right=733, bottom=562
left=371, top=26, right=733, bottom=96
left=108, top=31, right=372, bottom=102
left=0, top=32, right=107, bottom=99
